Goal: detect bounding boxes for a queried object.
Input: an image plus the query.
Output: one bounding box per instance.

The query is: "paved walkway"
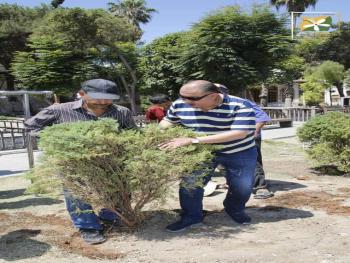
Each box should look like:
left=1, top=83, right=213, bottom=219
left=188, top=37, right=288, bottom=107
left=0, top=151, right=42, bottom=177
left=0, top=123, right=303, bottom=177
left=261, top=121, right=303, bottom=140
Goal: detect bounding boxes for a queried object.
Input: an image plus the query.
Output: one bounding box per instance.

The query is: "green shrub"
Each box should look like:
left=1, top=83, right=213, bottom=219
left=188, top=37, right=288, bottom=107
left=28, top=119, right=216, bottom=228
left=297, top=112, right=350, bottom=175
left=26, top=157, right=62, bottom=197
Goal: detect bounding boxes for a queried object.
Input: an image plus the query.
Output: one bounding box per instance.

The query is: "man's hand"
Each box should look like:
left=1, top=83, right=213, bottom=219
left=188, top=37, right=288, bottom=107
left=254, top=130, right=259, bottom=138
left=158, top=137, right=193, bottom=150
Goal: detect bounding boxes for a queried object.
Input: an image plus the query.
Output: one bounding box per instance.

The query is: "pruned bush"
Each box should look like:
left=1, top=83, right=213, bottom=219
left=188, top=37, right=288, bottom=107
left=27, top=119, right=216, bottom=228
left=297, top=112, right=350, bottom=175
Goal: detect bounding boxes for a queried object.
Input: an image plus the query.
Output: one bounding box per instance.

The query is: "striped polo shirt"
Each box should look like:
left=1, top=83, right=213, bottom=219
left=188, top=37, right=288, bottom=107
left=164, top=94, right=256, bottom=154
left=24, top=99, right=137, bottom=135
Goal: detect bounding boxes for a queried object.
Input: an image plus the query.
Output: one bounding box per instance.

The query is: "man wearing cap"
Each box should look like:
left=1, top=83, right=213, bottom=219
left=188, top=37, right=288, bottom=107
left=25, top=79, right=136, bottom=244
left=158, top=80, right=257, bottom=232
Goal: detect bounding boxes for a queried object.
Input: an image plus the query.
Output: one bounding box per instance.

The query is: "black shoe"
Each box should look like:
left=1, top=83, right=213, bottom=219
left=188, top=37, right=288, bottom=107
left=101, top=218, right=120, bottom=227
left=79, top=229, right=106, bottom=244
left=254, top=189, right=274, bottom=199
left=225, top=210, right=251, bottom=225
left=166, top=219, right=203, bottom=233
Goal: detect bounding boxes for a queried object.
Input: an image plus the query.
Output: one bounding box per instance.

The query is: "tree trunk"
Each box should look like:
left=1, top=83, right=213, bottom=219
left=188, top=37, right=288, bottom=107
left=259, top=83, right=268, bottom=107
left=114, top=47, right=138, bottom=115
left=336, top=83, right=345, bottom=97
left=101, top=44, right=138, bottom=114
left=120, top=75, right=137, bottom=114
left=5, top=73, right=14, bottom=90
left=284, top=83, right=294, bottom=107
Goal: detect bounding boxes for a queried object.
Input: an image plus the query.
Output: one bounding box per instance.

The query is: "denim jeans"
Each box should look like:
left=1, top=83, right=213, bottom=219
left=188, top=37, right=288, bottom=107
left=63, top=190, right=118, bottom=230
left=179, top=146, right=257, bottom=221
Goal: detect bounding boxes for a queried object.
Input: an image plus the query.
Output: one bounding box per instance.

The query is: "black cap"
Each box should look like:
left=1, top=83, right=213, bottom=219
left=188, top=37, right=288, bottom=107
left=81, top=79, right=120, bottom=100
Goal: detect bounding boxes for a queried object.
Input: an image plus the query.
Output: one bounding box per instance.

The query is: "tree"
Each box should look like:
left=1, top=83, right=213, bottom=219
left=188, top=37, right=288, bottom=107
left=316, top=22, right=350, bottom=70
left=301, top=61, right=346, bottom=105
left=270, top=0, right=318, bottom=29
left=300, top=72, right=327, bottom=105
left=294, top=34, right=328, bottom=64
left=312, top=60, right=346, bottom=97
left=139, top=6, right=292, bottom=97
left=11, top=8, right=139, bottom=109
left=12, top=35, right=97, bottom=95
left=0, top=4, right=50, bottom=88
left=51, top=0, right=65, bottom=8
left=263, top=54, right=305, bottom=106
left=108, top=0, right=156, bottom=40
left=138, top=32, right=188, bottom=97
left=270, top=0, right=318, bottom=11
left=179, top=6, right=292, bottom=95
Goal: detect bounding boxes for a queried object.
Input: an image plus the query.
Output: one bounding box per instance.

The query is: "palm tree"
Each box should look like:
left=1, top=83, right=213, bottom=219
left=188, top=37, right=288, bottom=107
left=270, top=0, right=318, bottom=30
left=108, top=0, right=156, bottom=33
left=107, top=0, right=156, bottom=114
left=51, top=0, right=65, bottom=8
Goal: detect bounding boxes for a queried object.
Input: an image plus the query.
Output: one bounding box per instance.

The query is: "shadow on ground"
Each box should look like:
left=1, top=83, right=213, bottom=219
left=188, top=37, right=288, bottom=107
left=0, top=197, right=63, bottom=209
left=109, top=206, right=313, bottom=241
left=268, top=179, right=307, bottom=193
left=310, top=165, right=346, bottom=177
left=0, top=229, right=51, bottom=261
left=0, top=170, right=27, bottom=176
left=0, top=189, right=26, bottom=199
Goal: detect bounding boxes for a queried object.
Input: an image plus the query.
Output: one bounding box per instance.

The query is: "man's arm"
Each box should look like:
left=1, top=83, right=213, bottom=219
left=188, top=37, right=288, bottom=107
left=159, top=119, right=175, bottom=129
left=24, top=107, right=57, bottom=136
left=251, top=103, right=270, bottom=138
left=196, top=130, right=248, bottom=144
left=158, top=129, right=249, bottom=150
left=255, top=121, right=267, bottom=138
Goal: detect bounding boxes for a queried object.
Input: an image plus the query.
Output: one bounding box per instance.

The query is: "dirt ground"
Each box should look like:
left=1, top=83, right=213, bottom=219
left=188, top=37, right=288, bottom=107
left=1, top=137, right=350, bottom=263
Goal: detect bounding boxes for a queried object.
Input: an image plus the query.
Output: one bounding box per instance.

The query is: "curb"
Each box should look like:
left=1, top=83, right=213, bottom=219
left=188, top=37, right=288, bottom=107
left=0, top=149, right=40, bottom=156
left=262, top=135, right=297, bottom=141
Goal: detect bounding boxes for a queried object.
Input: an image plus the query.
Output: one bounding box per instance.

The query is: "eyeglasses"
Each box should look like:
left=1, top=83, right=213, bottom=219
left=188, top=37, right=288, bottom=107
left=179, top=93, right=216, bottom=101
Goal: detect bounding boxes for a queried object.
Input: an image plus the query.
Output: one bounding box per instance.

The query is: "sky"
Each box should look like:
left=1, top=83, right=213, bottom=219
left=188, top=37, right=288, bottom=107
left=3, top=0, right=350, bottom=43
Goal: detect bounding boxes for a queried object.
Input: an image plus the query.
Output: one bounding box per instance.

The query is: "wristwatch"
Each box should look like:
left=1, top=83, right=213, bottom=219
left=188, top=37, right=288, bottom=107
left=191, top=138, right=200, bottom=144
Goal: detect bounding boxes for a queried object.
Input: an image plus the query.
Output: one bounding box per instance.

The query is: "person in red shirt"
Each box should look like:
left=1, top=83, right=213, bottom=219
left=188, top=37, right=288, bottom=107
left=145, top=94, right=172, bottom=122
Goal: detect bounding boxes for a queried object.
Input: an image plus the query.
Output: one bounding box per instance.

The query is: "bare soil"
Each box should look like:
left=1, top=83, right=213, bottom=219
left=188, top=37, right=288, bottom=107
left=1, top=137, right=350, bottom=263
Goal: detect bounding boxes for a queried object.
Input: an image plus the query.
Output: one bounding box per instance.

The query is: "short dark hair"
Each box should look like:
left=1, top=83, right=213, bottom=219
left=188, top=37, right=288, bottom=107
left=149, top=94, right=171, bottom=104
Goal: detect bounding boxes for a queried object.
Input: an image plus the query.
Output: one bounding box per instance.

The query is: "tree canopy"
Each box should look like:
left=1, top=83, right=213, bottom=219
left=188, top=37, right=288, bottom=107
left=270, top=0, right=318, bottom=12
left=315, top=23, right=350, bottom=70
left=139, top=6, right=292, bottom=96
left=301, top=60, right=347, bottom=105
left=108, top=0, right=156, bottom=40
left=11, top=8, right=135, bottom=95
left=0, top=4, right=50, bottom=87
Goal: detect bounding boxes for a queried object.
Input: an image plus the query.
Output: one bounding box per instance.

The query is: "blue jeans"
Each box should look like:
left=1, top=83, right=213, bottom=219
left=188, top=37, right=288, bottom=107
left=179, top=146, right=257, bottom=221
left=63, top=190, right=118, bottom=230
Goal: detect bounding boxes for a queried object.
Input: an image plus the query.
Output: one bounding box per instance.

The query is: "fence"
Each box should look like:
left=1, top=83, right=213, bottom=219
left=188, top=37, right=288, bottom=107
left=0, top=118, right=26, bottom=150
left=261, top=106, right=318, bottom=122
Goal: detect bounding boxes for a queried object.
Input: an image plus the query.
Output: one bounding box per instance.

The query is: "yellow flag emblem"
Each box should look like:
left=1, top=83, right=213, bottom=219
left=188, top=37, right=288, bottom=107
left=300, top=16, right=332, bottom=31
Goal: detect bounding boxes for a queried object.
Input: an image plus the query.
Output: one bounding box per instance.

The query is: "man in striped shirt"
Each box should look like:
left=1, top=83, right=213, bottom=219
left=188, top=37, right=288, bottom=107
left=25, top=79, right=136, bottom=244
left=158, top=80, right=257, bottom=232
